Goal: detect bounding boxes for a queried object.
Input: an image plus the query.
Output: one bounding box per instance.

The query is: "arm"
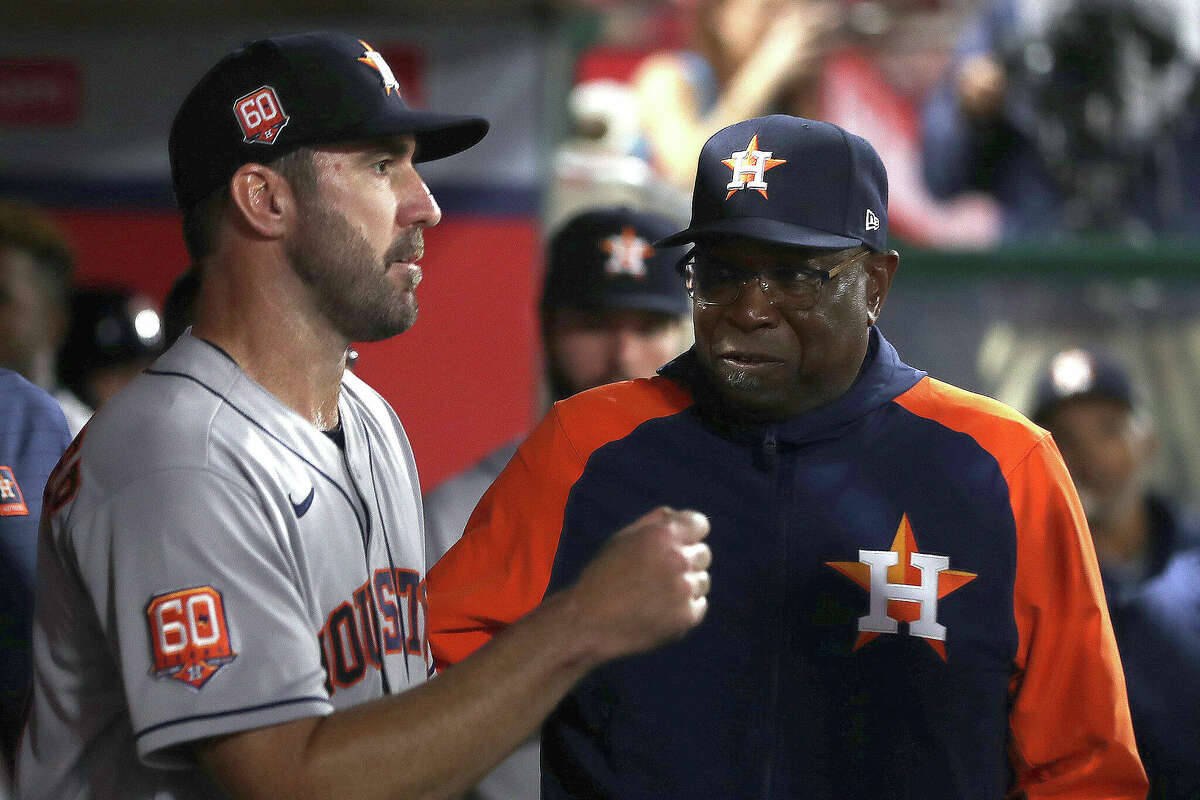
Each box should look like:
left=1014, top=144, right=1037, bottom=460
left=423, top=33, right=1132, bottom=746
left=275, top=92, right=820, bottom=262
left=919, top=1, right=1017, bottom=199
left=1006, top=435, right=1147, bottom=799
left=634, top=2, right=838, bottom=190
left=200, top=505, right=711, bottom=800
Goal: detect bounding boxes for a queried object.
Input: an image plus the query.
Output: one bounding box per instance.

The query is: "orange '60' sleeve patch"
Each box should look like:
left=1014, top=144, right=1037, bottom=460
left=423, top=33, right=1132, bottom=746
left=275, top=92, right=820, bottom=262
left=146, top=585, right=236, bottom=690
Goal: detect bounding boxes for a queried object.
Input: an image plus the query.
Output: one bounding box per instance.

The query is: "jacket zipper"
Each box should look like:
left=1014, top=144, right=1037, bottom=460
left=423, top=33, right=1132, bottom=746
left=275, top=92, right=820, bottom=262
left=760, top=428, right=783, bottom=797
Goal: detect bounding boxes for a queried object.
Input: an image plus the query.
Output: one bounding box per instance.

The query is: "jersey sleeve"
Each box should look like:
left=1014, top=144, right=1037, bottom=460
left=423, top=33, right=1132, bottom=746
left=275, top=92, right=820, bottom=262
left=68, top=467, right=333, bottom=767
left=1006, top=434, right=1148, bottom=798
left=427, top=407, right=586, bottom=670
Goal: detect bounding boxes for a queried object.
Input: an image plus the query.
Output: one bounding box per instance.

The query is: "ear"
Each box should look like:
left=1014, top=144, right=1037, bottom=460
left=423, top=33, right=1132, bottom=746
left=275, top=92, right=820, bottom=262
left=227, top=162, right=294, bottom=240
left=864, top=249, right=899, bottom=327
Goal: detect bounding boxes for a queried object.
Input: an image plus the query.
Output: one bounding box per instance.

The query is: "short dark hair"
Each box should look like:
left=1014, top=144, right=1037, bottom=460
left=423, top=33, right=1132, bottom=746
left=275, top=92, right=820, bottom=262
left=0, top=198, right=74, bottom=310
left=179, top=147, right=318, bottom=261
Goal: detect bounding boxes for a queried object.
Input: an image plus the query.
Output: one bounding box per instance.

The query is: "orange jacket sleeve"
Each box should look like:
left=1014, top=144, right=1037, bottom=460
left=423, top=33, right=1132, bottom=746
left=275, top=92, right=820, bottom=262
left=1006, top=433, right=1147, bottom=799
left=426, top=404, right=585, bottom=670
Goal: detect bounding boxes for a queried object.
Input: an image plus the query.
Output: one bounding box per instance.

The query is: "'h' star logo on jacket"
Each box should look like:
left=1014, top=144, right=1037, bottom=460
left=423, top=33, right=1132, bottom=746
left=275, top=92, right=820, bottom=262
left=826, top=514, right=977, bottom=660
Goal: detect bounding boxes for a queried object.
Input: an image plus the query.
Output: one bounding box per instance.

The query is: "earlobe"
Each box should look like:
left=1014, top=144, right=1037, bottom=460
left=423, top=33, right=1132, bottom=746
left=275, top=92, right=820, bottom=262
left=865, top=251, right=899, bottom=327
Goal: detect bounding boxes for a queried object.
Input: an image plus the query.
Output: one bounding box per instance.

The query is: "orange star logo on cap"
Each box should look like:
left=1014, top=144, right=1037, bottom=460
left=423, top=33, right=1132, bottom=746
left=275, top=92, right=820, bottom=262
left=358, top=40, right=401, bottom=97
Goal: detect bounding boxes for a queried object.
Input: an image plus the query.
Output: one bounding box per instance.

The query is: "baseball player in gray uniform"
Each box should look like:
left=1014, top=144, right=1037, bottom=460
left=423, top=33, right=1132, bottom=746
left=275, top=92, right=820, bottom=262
left=18, top=31, right=712, bottom=800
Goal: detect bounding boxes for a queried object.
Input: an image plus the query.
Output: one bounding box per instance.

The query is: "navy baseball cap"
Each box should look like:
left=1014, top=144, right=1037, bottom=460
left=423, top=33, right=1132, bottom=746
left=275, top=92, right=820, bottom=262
left=542, top=207, right=690, bottom=317
left=1030, top=348, right=1136, bottom=424
left=657, top=115, right=888, bottom=252
left=170, top=31, right=489, bottom=209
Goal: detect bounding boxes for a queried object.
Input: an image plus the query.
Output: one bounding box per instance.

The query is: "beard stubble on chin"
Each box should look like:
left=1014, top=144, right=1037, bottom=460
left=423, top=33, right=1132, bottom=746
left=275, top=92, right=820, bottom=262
left=286, top=198, right=424, bottom=342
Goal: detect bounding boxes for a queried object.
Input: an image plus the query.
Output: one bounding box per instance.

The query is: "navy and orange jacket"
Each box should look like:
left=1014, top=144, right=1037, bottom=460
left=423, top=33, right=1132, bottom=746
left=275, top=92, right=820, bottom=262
left=428, top=329, right=1146, bottom=800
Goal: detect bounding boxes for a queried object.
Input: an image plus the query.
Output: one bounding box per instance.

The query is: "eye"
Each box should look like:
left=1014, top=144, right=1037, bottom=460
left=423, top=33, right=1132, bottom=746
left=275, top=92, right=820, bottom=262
left=371, top=158, right=394, bottom=176
left=774, top=268, right=818, bottom=285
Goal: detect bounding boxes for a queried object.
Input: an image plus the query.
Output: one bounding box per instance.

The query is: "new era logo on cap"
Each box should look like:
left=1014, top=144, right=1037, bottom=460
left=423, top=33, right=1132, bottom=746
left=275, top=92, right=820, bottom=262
left=656, top=115, right=889, bottom=253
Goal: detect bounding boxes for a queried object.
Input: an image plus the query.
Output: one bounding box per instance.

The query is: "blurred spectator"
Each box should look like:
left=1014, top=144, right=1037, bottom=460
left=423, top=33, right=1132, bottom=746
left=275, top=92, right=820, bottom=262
left=632, top=0, right=839, bottom=193
left=1031, top=347, right=1200, bottom=799
left=0, top=369, right=71, bottom=784
left=423, top=206, right=691, bottom=800
left=57, top=287, right=164, bottom=414
left=629, top=0, right=999, bottom=246
left=546, top=79, right=687, bottom=232
left=921, top=0, right=1200, bottom=241
left=0, top=199, right=89, bottom=432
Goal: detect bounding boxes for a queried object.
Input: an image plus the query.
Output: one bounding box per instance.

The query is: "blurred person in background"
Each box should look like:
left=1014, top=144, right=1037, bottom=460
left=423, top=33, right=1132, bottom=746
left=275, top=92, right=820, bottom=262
left=631, top=0, right=1000, bottom=247
left=1031, top=347, right=1200, bottom=799
left=423, top=206, right=690, bottom=800
left=57, top=286, right=164, bottom=417
left=0, top=370, right=70, bottom=787
left=0, top=199, right=90, bottom=434
left=921, top=0, right=1200, bottom=241
left=633, top=0, right=840, bottom=194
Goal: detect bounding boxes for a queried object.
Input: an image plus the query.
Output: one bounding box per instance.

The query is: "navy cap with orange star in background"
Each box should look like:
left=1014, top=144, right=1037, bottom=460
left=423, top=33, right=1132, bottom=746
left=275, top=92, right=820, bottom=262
left=169, top=31, right=489, bottom=209
left=1029, top=348, right=1138, bottom=425
left=542, top=207, right=690, bottom=318
left=657, top=115, right=889, bottom=253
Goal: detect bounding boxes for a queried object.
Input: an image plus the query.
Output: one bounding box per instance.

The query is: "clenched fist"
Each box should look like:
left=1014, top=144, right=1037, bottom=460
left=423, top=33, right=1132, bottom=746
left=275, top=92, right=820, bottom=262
left=566, top=507, right=712, bottom=662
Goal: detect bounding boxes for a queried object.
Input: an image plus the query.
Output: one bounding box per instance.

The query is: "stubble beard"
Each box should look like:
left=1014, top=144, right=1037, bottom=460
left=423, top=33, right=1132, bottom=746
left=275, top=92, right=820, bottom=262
left=286, top=197, right=424, bottom=342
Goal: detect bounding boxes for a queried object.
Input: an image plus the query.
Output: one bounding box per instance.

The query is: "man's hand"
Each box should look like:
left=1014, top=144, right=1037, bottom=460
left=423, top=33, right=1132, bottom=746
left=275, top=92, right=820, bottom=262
left=564, top=507, right=712, bottom=662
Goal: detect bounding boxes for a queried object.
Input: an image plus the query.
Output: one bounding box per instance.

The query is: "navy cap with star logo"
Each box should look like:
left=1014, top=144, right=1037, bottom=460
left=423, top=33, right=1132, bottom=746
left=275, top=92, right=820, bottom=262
left=541, top=207, right=690, bottom=317
left=169, top=31, right=489, bottom=209
left=657, top=114, right=888, bottom=253
left=1030, top=348, right=1137, bottom=425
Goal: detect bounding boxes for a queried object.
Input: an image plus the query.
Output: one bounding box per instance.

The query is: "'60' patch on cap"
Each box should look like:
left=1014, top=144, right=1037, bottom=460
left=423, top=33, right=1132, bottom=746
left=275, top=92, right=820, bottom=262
left=146, top=585, right=237, bottom=689
left=233, top=85, right=289, bottom=145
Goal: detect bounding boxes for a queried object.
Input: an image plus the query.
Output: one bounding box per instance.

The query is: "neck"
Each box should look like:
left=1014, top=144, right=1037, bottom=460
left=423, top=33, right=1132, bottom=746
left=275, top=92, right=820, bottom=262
left=192, top=250, right=348, bottom=430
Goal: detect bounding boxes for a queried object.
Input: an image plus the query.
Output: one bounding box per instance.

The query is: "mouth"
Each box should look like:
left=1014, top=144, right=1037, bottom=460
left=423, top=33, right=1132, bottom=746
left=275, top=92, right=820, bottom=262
left=389, top=261, right=422, bottom=289
left=717, top=349, right=785, bottom=369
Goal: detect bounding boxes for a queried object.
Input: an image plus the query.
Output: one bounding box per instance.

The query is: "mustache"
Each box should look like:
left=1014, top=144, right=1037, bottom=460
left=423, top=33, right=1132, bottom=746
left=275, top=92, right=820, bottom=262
left=385, top=228, right=424, bottom=265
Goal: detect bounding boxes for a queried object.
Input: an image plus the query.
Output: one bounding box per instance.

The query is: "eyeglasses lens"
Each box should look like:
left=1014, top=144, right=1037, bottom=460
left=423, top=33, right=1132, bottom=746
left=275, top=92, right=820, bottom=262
left=688, top=260, right=823, bottom=308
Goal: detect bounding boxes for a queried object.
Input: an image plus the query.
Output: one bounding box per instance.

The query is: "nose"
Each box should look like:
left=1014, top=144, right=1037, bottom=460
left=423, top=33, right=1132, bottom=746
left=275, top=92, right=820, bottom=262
left=725, top=276, right=779, bottom=329
left=398, top=169, right=442, bottom=229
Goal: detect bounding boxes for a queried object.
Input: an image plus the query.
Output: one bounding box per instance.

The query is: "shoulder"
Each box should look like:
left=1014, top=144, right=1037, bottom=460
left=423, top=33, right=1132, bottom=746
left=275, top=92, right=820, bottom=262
left=76, top=364, right=226, bottom=484
left=892, top=375, right=1051, bottom=475
left=525, top=376, right=694, bottom=465
left=554, top=375, right=692, bottom=430
left=0, top=368, right=70, bottom=439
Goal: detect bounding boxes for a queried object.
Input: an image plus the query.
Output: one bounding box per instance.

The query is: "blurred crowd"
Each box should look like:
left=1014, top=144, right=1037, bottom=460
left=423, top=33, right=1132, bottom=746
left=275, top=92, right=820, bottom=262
left=3, top=0, right=1200, bottom=797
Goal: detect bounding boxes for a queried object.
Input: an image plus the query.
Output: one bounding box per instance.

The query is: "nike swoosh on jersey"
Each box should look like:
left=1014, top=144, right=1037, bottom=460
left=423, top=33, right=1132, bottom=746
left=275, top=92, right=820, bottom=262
left=290, top=486, right=316, bottom=518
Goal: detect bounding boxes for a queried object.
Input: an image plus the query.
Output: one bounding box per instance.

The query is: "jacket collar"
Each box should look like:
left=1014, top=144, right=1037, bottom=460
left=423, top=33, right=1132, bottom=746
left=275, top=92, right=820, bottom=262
left=659, top=327, right=925, bottom=446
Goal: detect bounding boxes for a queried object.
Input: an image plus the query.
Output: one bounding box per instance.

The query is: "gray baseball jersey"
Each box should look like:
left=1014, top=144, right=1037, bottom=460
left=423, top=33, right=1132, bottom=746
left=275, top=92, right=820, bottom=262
left=18, top=333, right=429, bottom=799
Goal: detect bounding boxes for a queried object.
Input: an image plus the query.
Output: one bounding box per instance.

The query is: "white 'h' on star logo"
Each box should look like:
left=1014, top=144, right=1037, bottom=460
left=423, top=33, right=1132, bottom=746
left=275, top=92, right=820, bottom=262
left=858, top=549, right=948, bottom=640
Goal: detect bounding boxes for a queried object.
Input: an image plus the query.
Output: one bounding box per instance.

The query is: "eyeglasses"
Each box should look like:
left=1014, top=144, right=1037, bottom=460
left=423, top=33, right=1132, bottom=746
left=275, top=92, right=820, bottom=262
left=683, top=249, right=867, bottom=310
